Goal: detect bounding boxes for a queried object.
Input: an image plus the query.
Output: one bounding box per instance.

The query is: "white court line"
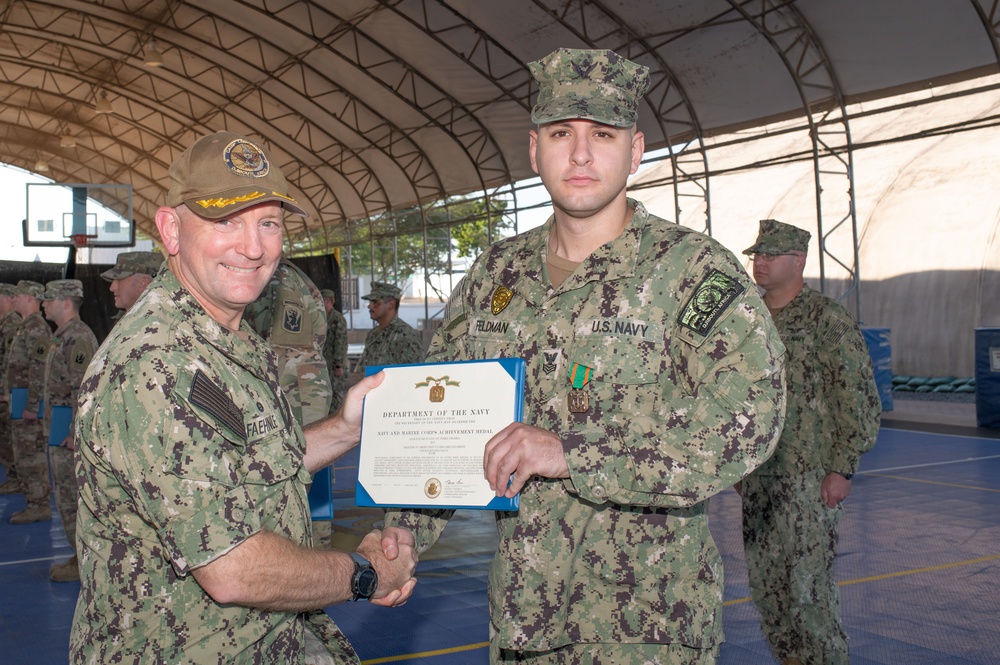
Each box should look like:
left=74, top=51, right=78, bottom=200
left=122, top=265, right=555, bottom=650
left=0, top=554, right=67, bottom=567
left=863, top=453, right=1000, bottom=475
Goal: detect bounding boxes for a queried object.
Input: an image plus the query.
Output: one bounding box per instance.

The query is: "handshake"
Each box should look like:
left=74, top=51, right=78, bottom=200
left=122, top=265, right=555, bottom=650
left=351, top=526, right=419, bottom=607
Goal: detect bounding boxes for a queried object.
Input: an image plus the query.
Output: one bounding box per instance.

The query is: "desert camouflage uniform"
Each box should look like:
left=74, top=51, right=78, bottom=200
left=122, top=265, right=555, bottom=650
left=323, top=307, right=348, bottom=412
left=44, top=316, right=97, bottom=552
left=742, top=284, right=880, bottom=665
left=8, top=307, right=53, bottom=512
left=245, top=259, right=332, bottom=426
left=356, top=316, right=423, bottom=373
left=70, top=268, right=358, bottom=664
left=385, top=200, right=786, bottom=657
left=0, top=305, right=23, bottom=481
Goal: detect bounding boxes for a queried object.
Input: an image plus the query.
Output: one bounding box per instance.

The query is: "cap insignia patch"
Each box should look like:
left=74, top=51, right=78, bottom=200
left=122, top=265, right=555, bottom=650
left=224, top=138, right=270, bottom=178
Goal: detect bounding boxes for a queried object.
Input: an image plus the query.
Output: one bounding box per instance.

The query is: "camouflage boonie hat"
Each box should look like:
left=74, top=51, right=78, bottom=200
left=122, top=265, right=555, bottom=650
left=15, top=280, right=44, bottom=298
left=529, top=48, right=650, bottom=127
left=743, top=219, right=811, bottom=255
left=100, top=251, right=164, bottom=282
left=362, top=282, right=402, bottom=301
left=320, top=289, right=336, bottom=300
left=166, top=131, right=307, bottom=220
left=42, top=279, right=84, bottom=300
left=0, top=283, right=15, bottom=296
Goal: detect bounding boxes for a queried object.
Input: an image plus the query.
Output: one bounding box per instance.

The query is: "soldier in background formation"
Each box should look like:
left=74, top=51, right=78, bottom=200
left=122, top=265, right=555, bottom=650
left=0, top=283, right=23, bottom=493
left=320, top=289, right=348, bottom=413
left=40, top=280, right=98, bottom=582
left=381, top=47, right=786, bottom=664
left=100, top=250, right=164, bottom=311
left=5, top=280, right=53, bottom=524
left=244, top=258, right=332, bottom=426
left=739, top=219, right=881, bottom=665
left=354, top=282, right=423, bottom=377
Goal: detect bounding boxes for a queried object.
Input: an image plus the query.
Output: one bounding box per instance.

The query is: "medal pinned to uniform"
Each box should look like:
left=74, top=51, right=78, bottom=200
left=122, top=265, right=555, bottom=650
left=567, top=363, right=592, bottom=413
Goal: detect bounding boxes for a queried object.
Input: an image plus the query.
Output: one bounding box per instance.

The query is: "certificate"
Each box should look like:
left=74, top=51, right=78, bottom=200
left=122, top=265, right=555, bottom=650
left=48, top=406, right=73, bottom=447
left=356, top=358, right=525, bottom=510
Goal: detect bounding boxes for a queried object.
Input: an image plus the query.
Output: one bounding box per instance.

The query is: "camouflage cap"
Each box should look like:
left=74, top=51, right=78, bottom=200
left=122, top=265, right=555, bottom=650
left=743, top=219, right=811, bottom=255
left=166, top=131, right=307, bottom=220
left=529, top=48, right=650, bottom=127
left=15, top=280, right=44, bottom=299
left=100, top=251, right=164, bottom=282
left=42, top=279, right=84, bottom=300
left=362, top=282, right=402, bottom=301
left=0, top=283, right=15, bottom=297
left=320, top=289, right=336, bottom=300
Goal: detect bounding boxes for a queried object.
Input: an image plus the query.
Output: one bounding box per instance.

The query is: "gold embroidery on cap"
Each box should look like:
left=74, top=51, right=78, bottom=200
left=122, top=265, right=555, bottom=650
left=195, top=191, right=267, bottom=210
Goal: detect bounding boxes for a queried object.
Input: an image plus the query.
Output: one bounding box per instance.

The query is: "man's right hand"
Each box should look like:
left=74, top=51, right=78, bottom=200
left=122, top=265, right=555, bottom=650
left=358, top=529, right=417, bottom=607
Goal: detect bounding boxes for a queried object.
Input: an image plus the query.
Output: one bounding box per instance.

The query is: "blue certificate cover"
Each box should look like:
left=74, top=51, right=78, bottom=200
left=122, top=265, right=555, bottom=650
left=48, top=405, right=73, bottom=447
left=9, top=389, right=42, bottom=420
left=357, top=358, right=525, bottom=511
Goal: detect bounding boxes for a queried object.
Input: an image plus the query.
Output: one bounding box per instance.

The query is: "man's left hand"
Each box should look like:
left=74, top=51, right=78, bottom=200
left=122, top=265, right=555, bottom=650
left=483, top=422, right=569, bottom=497
left=821, top=472, right=852, bottom=508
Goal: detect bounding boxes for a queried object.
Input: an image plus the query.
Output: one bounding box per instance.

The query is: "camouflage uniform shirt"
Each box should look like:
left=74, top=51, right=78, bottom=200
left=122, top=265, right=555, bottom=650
left=245, top=259, right=332, bottom=425
left=0, top=310, right=22, bottom=393
left=323, top=307, right=348, bottom=411
left=385, top=200, right=786, bottom=651
left=43, top=317, right=98, bottom=439
left=356, top=315, right=423, bottom=373
left=754, top=284, right=880, bottom=476
left=71, top=268, right=354, bottom=664
left=6, top=311, right=52, bottom=413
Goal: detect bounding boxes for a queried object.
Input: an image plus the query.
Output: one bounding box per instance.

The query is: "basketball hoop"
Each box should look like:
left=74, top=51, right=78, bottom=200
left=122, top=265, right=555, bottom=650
left=70, top=233, right=95, bottom=249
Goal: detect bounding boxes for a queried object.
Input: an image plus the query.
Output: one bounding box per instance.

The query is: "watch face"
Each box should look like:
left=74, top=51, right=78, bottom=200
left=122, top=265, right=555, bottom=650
left=356, top=567, right=378, bottom=599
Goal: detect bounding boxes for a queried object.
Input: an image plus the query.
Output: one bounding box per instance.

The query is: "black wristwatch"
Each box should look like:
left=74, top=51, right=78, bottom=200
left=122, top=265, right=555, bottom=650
left=350, top=552, right=378, bottom=602
left=833, top=471, right=854, bottom=481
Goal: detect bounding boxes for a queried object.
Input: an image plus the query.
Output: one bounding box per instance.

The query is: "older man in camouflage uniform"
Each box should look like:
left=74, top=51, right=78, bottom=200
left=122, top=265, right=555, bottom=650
left=0, top=283, right=23, bottom=492
left=40, top=279, right=98, bottom=582
left=382, top=48, right=786, bottom=665
left=7, top=280, right=53, bottom=524
left=739, top=219, right=881, bottom=665
left=320, top=289, right=349, bottom=413
left=101, top=250, right=163, bottom=311
left=71, top=131, right=416, bottom=664
left=245, top=258, right=333, bottom=426
left=354, top=282, right=423, bottom=375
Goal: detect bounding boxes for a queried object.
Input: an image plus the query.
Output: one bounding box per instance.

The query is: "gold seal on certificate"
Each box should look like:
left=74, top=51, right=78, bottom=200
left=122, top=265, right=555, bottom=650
left=356, top=359, right=525, bottom=511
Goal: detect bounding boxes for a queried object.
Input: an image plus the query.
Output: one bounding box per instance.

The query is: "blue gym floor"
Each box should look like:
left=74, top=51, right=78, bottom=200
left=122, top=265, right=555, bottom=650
left=3, top=423, right=1000, bottom=664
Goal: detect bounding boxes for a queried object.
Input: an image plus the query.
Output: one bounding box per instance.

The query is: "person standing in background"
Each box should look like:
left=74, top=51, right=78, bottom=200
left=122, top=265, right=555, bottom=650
left=101, top=251, right=164, bottom=312
left=40, top=279, right=98, bottom=582
left=6, top=280, right=52, bottom=524
left=0, top=283, right=23, bottom=494
left=353, top=282, right=423, bottom=377
left=320, top=289, right=349, bottom=413
left=740, top=219, right=881, bottom=665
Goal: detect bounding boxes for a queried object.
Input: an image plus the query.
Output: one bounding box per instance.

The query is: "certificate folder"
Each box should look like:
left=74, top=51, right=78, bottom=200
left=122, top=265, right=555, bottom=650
left=9, top=389, right=42, bottom=420
left=357, top=358, right=525, bottom=511
left=48, top=405, right=73, bottom=446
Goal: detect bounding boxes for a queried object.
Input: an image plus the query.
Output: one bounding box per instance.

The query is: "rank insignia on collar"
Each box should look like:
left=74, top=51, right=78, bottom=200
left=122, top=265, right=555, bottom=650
left=491, top=285, right=514, bottom=315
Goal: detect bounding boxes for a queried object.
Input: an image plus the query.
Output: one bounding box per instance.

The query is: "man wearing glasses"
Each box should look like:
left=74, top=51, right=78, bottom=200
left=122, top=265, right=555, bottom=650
left=739, top=219, right=881, bottom=665
left=354, top=282, right=423, bottom=375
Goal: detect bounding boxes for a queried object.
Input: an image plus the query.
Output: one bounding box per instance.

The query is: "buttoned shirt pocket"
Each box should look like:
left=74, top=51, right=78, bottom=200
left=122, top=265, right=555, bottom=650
left=567, top=330, right=663, bottom=422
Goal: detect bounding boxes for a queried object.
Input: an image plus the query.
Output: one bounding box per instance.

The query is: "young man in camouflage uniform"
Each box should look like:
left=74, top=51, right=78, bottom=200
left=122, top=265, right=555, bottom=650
left=100, top=250, right=163, bottom=311
left=0, top=283, right=23, bottom=493
left=71, top=131, right=417, bottom=664
left=381, top=48, right=786, bottom=665
left=40, top=279, right=98, bottom=582
left=245, top=258, right=333, bottom=426
left=354, top=282, right=423, bottom=375
left=320, top=288, right=349, bottom=413
left=6, top=280, right=53, bottom=524
left=739, top=219, right=881, bottom=665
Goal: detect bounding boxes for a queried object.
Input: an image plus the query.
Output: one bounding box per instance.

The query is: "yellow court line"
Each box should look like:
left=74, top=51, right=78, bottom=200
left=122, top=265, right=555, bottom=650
left=362, top=641, right=489, bottom=664
left=723, top=552, right=1000, bottom=606
left=865, top=472, right=1000, bottom=493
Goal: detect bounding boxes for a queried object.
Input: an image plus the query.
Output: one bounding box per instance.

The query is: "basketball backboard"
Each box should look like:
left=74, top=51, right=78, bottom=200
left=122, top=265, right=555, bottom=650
left=23, top=182, right=135, bottom=247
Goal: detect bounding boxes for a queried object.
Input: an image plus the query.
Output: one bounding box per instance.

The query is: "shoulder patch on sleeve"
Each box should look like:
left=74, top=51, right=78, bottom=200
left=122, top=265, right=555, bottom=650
left=71, top=340, right=93, bottom=369
left=824, top=319, right=851, bottom=345
left=678, top=269, right=746, bottom=337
